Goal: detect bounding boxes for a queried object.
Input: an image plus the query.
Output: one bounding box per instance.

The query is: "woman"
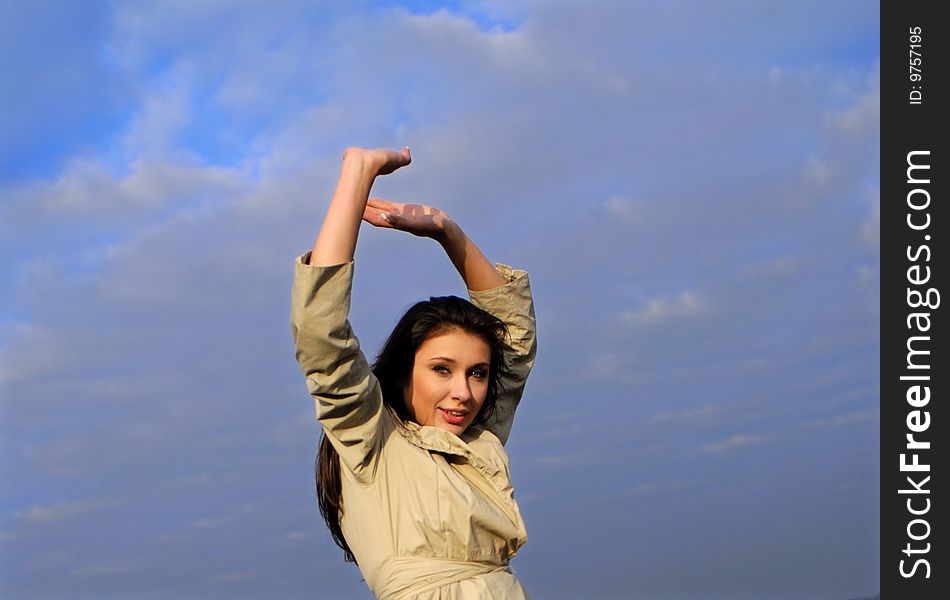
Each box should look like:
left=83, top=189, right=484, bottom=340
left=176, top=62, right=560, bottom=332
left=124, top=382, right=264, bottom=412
left=291, top=146, right=537, bottom=599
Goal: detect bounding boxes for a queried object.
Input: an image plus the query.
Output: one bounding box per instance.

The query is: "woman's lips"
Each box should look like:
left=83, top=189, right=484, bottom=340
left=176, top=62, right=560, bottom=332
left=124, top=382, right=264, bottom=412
left=438, top=408, right=468, bottom=426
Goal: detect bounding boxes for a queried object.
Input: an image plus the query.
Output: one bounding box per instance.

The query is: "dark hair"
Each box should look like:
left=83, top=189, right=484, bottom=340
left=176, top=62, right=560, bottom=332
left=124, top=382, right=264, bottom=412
left=316, top=295, right=507, bottom=563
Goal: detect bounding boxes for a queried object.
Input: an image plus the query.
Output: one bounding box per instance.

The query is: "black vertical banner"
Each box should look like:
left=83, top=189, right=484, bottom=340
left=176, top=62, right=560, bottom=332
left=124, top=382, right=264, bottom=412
left=881, top=1, right=946, bottom=598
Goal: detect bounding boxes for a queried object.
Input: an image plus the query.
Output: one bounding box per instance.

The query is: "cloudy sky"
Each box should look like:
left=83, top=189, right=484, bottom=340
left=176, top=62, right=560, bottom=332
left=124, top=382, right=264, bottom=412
left=1, top=1, right=880, bottom=599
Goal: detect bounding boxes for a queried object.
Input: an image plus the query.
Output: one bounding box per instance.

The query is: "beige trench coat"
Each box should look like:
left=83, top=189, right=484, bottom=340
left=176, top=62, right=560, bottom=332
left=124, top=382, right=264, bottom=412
left=291, top=254, right=537, bottom=599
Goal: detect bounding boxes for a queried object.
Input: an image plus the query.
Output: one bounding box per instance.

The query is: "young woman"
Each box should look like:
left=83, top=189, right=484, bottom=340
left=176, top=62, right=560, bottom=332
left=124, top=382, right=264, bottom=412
left=291, top=146, right=537, bottom=599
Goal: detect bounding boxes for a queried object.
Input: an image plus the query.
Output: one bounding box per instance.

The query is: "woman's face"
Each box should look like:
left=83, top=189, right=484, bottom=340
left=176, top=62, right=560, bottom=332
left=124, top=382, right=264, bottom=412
left=403, top=328, right=491, bottom=436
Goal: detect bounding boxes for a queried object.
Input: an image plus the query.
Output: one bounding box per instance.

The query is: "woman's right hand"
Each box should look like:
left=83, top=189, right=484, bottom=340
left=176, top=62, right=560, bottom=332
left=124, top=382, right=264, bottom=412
left=309, top=146, right=410, bottom=266
left=342, top=146, right=411, bottom=176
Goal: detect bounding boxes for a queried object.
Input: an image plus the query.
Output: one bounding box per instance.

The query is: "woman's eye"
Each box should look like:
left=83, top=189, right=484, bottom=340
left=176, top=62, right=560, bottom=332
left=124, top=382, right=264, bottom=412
left=433, top=365, right=450, bottom=375
left=470, top=369, right=487, bottom=380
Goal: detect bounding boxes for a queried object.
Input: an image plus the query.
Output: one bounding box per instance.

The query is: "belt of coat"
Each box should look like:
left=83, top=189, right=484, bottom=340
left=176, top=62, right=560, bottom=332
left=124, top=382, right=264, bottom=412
left=371, top=556, right=511, bottom=599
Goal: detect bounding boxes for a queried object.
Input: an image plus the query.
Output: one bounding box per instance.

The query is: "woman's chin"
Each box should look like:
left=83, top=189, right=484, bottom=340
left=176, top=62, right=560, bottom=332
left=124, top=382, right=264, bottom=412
left=431, top=418, right=469, bottom=436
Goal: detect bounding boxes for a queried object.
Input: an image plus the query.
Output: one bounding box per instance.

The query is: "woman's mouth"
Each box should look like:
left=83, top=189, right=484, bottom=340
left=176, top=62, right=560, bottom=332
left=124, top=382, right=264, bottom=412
left=438, top=408, right=468, bottom=426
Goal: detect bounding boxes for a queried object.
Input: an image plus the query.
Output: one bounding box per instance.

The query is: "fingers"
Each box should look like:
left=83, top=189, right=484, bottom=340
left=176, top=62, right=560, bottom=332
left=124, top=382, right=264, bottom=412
left=362, top=206, right=388, bottom=228
left=387, top=146, right=411, bottom=172
left=365, top=198, right=405, bottom=230
left=367, top=197, right=403, bottom=211
left=366, top=198, right=440, bottom=219
left=362, top=204, right=398, bottom=229
left=373, top=146, right=412, bottom=176
left=362, top=212, right=391, bottom=228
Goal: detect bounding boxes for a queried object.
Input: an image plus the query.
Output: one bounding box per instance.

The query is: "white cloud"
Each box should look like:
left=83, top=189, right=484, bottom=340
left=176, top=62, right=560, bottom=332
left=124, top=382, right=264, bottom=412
left=527, top=452, right=596, bottom=468
left=767, top=65, right=784, bottom=87
left=189, top=502, right=261, bottom=531
left=802, top=155, right=834, bottom=188
left=3, top=157, right=243, bottom=217
left=625, top=478, right=700, bottom=497
left=211, top=570, right=269, bottom=583
left=21, top=439, right=105, bottom=478
left=622, top=291, right=707, bottom=326
left=702, top=433, right=775, bottom=455
left=604, top=195, right=643, bottom=222
left=738, top=255, right=801, bottom=279
left=71, top=561, right=138, bottom=577
left=14, top=500, right=110, bottom=524
left=809, top=408, right=878, bottom=429
left=0, top=322, right=65, bottom=385
left=857, top=265, right=877, bottom=287
left=122, top=67, right=195, bottom=158
left=826, top=68, right=880, bottom=137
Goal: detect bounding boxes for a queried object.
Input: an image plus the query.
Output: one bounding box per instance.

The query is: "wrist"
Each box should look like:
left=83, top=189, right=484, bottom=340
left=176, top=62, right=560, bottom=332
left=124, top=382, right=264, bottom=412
left=341, top=148, right=382, bottom=178
left=435, top=218, right=464, bottom=245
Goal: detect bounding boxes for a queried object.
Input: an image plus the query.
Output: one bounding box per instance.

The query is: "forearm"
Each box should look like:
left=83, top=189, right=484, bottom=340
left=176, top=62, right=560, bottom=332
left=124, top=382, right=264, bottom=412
left=438, top=221, right=505, bottom=292
left=310, top=153, right=379, bottom=266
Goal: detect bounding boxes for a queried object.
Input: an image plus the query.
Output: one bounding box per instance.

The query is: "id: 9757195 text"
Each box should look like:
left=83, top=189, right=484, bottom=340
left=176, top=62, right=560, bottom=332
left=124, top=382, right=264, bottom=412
left=908, top=26, right=922, bottom=105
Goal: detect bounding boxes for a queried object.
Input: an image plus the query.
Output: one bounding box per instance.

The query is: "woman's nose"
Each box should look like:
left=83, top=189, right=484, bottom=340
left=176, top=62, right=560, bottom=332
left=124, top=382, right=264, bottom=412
left=451, top=375, right=472, bottom=401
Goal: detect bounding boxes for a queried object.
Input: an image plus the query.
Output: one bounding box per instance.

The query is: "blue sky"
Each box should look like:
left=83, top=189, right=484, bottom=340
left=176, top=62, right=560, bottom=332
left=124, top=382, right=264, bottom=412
left=1, top=1, right=880, bottom=599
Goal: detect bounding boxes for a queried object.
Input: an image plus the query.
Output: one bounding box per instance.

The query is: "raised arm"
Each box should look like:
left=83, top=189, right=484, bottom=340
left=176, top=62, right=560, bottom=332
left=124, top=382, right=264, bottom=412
left=431, top=220, right=537, bottom=444
left=292, top=147, right=411, bottom=480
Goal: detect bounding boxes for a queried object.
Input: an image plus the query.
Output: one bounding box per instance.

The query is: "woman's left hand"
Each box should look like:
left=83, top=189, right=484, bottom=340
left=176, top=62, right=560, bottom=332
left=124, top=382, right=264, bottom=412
left=362, top=198, right=455, bottom=240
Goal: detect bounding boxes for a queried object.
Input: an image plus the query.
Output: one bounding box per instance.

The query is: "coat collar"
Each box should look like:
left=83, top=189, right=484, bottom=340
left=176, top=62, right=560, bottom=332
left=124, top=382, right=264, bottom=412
left=397, top=417, right=478, bottom=457
left=393, top=417, right=507, bottom=489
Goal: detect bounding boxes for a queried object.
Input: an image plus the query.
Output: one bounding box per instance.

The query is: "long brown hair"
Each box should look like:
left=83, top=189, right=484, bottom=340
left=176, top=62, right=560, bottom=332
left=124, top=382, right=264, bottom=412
left=316, top=295, right=507, bottom=563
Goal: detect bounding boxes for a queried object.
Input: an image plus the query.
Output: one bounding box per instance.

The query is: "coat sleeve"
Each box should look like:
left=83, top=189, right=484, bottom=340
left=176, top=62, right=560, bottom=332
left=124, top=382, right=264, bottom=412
left=290, top=253, right=387, bottom=482
left=468, top=264, right=537, bottom=445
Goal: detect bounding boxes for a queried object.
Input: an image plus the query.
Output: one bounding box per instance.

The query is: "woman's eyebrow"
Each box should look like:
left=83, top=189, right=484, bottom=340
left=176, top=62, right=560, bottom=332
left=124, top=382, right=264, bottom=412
left=427, top=356, right=457, bottom=362
left=427, top=356, right=490, bottom=367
